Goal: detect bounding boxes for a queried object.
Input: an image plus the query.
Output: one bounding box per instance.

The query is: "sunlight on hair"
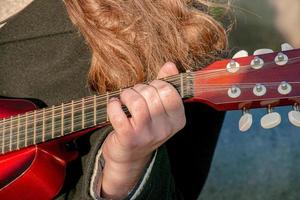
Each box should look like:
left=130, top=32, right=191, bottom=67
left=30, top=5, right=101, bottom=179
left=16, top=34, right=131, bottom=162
left=64, top=0, right=228, bottom=93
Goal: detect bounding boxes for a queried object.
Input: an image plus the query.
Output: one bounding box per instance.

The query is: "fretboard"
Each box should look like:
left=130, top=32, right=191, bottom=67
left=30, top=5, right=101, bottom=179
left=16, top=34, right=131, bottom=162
left=0, top=72, right=194, bottom=154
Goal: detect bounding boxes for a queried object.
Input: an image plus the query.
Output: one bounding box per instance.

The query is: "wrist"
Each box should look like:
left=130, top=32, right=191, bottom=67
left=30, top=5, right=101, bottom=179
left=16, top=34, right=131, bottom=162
left=101, top=154, right=152, bottom=199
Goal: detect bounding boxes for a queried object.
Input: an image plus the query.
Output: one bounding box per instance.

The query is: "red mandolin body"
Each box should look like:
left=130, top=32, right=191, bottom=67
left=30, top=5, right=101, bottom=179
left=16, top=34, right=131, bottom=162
left=0, top=99, right=99, bottom=200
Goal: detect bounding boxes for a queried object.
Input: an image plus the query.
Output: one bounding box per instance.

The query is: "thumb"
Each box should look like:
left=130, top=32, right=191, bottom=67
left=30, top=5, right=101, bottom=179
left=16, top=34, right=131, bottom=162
left=157, top=62, right=179, bottom=79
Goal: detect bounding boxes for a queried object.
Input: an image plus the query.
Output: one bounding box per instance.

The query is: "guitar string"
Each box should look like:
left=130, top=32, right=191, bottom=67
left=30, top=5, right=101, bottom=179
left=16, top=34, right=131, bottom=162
left=0, top=54, right=299, bottom=127
left=1, top=54, right=300, bottom=149
left=0, top=78, right=299, bottom=134
left=0, top=74, right=183, bottom=125
left=1, top=53, right=299, bottom=125
left=1, top=84, right=190, bottom=148
left=4, top=93, right=300, bottom=150
left=1, top=78, right=297, bottom=135
left=3, top=91, right=299, bottom=152
left=0, top=80, right=299, bottom=134
left=1, top=81, right=300, bottom=149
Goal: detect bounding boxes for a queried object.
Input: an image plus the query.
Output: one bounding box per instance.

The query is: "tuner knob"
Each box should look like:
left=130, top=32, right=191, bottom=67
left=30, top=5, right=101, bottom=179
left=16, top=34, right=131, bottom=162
left=281, top=43, right=294, bottom=51
left=239, top=111, right=253, bottom=132
left=288, top=105, right=300, bottom=127
left=260, top=108, right=281, bottom=129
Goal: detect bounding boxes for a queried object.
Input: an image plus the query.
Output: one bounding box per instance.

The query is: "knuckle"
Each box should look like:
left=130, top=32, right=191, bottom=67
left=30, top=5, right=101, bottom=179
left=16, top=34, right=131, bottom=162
left=131, top=96, right=147, bottom=110
left=141, top=86, right=156, bottom=99
left=151, top=80, right=177, bottom=99
left=160, top=83, right=176, bottom=96
left=133, top=83, right=147, bottom=91
left=120, top=88, right=132, bottom=100
left=157, top=123, right=173, bottom=141
left=150, top=79, right=164, bottom=88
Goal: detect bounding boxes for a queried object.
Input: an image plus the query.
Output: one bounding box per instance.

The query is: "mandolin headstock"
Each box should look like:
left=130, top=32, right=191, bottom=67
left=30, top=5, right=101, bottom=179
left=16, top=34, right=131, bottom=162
left=188, top=48, right=300, bottom=132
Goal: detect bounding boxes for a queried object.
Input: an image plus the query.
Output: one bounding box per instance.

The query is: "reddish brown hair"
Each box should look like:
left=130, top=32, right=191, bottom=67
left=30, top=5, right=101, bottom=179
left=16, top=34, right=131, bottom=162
left=64, top=0, right=228, bottom=93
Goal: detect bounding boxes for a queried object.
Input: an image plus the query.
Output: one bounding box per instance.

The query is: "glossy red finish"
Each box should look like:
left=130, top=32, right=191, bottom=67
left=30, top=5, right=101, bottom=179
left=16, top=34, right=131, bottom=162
left=0, top=99, right=102, bottom=199
left=190, top=49, right=300, bottom=111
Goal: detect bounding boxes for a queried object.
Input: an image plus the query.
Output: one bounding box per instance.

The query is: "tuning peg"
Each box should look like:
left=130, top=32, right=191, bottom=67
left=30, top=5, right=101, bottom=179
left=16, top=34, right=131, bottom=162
left=288, top=105, right=300, bottom=127
left=281, top=43, right=294, bottom=51
left=253, top=49, right=274, bottom=56
left=260, top=106, right=281, bottom=129
left=239, top=109, right=253, bottom=132
left=232, top=50, right=249, bottom=59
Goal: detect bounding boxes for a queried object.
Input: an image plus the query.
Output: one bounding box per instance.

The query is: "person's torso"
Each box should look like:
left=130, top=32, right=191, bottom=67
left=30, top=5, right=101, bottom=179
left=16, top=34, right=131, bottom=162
left=0, top=0, right=92, bottom=106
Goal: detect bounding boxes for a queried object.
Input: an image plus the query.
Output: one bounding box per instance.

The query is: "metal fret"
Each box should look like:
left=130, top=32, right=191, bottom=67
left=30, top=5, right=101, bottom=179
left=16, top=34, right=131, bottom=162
left=18, top=113, right=26, bottom=149
left=61, top=103, right=64, bottom=136
left=25, top=112, right=28, bottom=147
left=51, top=105, right=55, bottom=139
left=185, top=70, right=193, bottom=97
left=2, top=119, right=5, bottom=154
left=9, top=117, right=12, bottom=151
left=71, top=100, right=74, bottom=132
left=33, top=110, right=36, bottom=144
left=17, top=114, right=20, bottom=150
left=82, top=98, right=85, bottom=129
left=94, top=95, right=97, bottom=125
left=42, top=109, right=45, bottom=142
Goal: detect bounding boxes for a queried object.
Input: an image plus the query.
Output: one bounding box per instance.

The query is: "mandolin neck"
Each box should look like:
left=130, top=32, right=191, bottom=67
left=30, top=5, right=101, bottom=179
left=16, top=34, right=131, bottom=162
left=0, top=72, right=194, bottom=154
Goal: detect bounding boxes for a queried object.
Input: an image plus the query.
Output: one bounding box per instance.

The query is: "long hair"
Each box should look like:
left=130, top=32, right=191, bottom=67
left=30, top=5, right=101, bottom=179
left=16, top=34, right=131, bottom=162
left=64, top=0, right=228, bottom=93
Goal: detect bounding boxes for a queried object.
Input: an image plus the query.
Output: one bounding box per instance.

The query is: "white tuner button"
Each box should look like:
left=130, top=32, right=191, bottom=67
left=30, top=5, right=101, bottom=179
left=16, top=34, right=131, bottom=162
left=275, top=52, right=288, bottom=66
left=281, top=43, right=294, bottom=51
left=253, top=84, right=267, bottom=96
left=226, top=60, right=240, bottom=73
left=288, top=105, right=300, bottom=127
left=239, top=112, right=253, bottom=132
left=261, top=112, right=281, bottom=129
left=278, top=81, right=292, bottom=95
left=228, top=86, right=241, bottom=98
left=251, top=56, right=264, bottom=69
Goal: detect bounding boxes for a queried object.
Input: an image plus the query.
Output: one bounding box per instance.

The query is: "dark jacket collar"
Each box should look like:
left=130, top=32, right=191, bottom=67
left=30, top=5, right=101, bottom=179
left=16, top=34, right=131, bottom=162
left=0, top=0, right=76, bottom=44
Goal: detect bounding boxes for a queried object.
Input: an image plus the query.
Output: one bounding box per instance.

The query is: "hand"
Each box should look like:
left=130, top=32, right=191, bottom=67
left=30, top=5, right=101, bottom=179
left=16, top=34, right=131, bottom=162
left=100, top=62, right=186, bottom=199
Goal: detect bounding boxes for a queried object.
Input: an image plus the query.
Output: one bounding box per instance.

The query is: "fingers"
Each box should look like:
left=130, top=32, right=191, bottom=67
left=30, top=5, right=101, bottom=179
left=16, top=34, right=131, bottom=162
left=107, top=98, right=132, bottom=134
left=150, top=80, right=186, bottom=132
left=133, top=84, right=167, bottom=121
left=107, top=62, right=185, bottom=144
left=157, top=62, right=179, bottom=79
left=119, top=88, right=152, bottom=129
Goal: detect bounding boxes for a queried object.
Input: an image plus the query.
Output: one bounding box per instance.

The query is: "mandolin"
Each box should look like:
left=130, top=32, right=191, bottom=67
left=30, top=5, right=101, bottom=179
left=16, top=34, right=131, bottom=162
left=1, top=48, right=300, bottom=199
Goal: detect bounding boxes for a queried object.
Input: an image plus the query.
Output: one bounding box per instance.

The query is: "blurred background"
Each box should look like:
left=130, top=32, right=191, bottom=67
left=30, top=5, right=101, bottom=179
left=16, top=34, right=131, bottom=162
left=199, top=0, right=300, bottom=199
